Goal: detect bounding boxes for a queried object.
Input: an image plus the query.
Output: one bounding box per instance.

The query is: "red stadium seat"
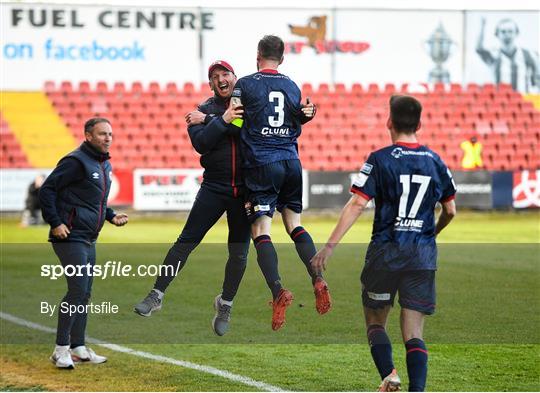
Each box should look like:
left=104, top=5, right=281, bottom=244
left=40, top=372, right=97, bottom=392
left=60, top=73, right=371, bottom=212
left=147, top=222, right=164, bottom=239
left=44, top=80, right=55, bottom=93
left=383, top=83, right=396, bottom=94
left=481, top=84, right=496, bottom=93
left=318, top=83, right=330, bottom=94
left=148, top=81, right=161, bottom=94
left=77, top=81, right=91, bottom=95
left=432, top=83, right=445, bottom=93
left=335, top=83, right=347, bottom=95
left=367, top=83, right=380, bottom=95
left=450, top=83, right=462, bottom=94
left=60, top=81, right=73, bottom=93
left=96, top=81, right=108, bottom=94
left=130, top=82, right=144, bottom=95
left=466, top=83, right=480, bottom=93
left=302, top=83, right=314, bottom=96
left=183, top=82, right=196, bottom=94
left=37, top=80, right=537, bottom=172
left=165, top=82, right=178, bottom=95
left=113, top=82, right=126, bottom=94
left=351, top=83, right=363, bottom=96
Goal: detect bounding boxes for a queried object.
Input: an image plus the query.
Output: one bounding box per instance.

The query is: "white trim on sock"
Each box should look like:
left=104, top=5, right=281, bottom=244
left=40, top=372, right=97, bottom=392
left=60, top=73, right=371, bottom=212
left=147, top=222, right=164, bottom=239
left=220, top=298, right=233, bottom=307
left=55, top=344, right=70, bottom=352
left=152, top=288, right=164, bottom=300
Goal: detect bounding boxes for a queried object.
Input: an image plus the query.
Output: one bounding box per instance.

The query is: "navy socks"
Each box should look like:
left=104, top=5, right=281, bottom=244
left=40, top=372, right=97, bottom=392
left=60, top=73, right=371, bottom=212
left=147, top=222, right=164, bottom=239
left=290, top=226, right=320, bottom=284
left=254, top=235, right=282, bottom=299
left=405, top=338, right=428, bottom=392
left=367, top=324, right=395, bottom=380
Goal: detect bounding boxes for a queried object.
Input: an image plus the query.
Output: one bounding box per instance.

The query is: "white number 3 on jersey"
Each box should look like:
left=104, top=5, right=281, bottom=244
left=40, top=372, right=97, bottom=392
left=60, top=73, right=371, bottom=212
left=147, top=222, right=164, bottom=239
left=268, top=91, right=285, bottom=127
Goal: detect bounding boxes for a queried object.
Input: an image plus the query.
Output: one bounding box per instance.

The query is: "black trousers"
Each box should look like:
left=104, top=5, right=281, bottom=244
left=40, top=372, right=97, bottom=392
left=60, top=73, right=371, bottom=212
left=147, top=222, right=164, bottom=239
left=154, top=184, right=251, bottom=301
left=52, top=241, right=95, bottom=347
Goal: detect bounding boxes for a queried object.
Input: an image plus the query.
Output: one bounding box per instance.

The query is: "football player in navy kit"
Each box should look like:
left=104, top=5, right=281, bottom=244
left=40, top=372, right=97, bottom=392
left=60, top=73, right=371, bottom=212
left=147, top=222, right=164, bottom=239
left=312, top=95, right=457, bottom=392
left=234, top=35, right=331, bottom=330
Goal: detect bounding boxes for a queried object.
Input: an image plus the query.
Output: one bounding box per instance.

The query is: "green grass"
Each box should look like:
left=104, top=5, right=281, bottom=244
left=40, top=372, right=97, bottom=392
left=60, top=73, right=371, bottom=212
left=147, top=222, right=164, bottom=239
left=2, top=210, right=539, bottom=243
left=1, top=342, right=538, bottom=392
left=1, top=211, right=539, bottom=391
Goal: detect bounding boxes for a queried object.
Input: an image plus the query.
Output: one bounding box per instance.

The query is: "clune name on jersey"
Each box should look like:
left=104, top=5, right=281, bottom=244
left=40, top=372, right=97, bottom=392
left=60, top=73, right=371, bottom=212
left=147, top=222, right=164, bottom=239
left=394, top=216, right=424, bottom=232
left=261, top=127, right=290, bottom=136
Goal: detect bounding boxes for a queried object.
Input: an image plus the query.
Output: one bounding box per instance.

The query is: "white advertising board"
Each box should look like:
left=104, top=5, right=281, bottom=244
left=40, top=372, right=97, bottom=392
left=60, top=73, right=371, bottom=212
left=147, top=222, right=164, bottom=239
left=1, top=3, right=537, bottom=89
left=133, top=168, right=203, bottom=211
left=1, top=3, right=204, bottom=89
left=133, top=168, right=309, bottom=211
left=201, top=8, right=334, bottom=87
left=334, top=10, right=464, bottom=85
left=0, top=169, right=51, bottom=210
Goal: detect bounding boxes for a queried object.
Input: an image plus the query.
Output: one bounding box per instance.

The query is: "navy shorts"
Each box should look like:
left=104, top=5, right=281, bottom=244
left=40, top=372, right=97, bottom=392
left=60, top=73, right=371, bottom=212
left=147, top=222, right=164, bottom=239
left=244, top=159, right=303, bottom=222
left=360, top=265, right=436, bottom=315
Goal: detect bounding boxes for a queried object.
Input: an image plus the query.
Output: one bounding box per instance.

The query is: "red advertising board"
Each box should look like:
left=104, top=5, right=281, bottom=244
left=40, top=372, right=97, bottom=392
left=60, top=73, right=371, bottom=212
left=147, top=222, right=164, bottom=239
left=108, top=169, right=133, bottom=206
left=512, top=170, right=540, bottom=208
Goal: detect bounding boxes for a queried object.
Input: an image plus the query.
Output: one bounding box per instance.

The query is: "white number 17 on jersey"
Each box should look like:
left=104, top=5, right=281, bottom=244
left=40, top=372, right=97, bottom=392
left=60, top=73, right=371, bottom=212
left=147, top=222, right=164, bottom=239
left=398, top=175, right=431, bottom=218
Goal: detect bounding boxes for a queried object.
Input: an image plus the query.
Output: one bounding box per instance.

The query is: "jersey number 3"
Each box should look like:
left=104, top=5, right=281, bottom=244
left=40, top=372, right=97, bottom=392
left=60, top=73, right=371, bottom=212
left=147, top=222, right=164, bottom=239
left=268, top=92, right=285, bottom=127
left=399, top=175, right=431, bottom=218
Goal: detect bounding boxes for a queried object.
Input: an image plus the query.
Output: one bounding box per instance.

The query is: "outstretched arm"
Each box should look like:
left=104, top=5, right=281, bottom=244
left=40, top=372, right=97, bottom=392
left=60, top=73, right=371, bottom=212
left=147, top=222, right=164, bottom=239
left=311, top=194, right=369, bottom=273
left=476, top=18, right=495, bottom=65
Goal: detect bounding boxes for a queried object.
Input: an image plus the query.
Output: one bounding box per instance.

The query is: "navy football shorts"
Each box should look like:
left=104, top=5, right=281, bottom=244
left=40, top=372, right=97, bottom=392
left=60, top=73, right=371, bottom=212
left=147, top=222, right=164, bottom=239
left=244, top=159, right=303, bottom=222
left=360, top=264, right=436, bottom=315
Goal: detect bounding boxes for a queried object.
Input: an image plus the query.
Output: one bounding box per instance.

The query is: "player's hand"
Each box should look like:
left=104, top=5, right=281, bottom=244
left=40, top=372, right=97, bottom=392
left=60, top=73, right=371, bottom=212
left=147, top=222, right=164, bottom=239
left=301, top=97, right=316, bottom=118
left=51, top=224, right=70, bottom=239
left=311, top=244, right=334, bottom=274
left=222, top=101, right=244, bottom=124
left=111, top=213, right=129, bottom=226
left=185, top=110, right=206, bottom=126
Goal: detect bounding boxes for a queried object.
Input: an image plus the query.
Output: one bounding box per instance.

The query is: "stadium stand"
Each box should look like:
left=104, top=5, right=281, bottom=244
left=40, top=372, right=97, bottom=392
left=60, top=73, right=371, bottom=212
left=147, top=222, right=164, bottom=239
left=0, top=114, right=31, bottom=168
left=1, top=92, right=76, bottom=167
left=1, top=82, right=539, bottom=171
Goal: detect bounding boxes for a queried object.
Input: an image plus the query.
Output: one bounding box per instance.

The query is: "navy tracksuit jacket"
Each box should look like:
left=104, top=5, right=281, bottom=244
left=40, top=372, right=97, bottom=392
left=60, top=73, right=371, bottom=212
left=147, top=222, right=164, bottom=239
left=39, top=141, right=116, bottom=346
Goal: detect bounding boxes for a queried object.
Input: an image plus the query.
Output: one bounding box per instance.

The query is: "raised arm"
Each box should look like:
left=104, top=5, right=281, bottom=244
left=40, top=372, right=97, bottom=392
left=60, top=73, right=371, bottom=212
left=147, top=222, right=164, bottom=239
left=476, top=18, right=495, bottom=65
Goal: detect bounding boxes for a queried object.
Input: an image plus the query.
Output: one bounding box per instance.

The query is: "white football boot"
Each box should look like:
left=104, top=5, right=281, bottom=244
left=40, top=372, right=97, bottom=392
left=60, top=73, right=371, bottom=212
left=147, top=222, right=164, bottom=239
left=50, top=345, right=74, bottom=369
left=70, top=346, right=107, bottom=364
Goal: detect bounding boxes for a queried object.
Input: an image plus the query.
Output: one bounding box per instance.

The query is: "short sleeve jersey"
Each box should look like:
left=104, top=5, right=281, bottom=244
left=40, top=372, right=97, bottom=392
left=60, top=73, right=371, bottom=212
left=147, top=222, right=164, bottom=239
left=234, top=69, right=305, bottom=168
left=351, top=142, right=457, bottom=270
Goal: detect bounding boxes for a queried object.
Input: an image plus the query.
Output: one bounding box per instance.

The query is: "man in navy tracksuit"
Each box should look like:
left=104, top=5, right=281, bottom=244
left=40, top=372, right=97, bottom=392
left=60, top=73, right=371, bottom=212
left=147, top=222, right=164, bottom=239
left=134, top=60, right=250, bottom=336
left=40, top=117, right=129, bottom=369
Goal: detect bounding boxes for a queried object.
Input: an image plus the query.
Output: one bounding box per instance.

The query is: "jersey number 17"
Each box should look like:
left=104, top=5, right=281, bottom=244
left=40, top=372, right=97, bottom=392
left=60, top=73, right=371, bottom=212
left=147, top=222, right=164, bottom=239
left=398, top=175, right=431, bottom=218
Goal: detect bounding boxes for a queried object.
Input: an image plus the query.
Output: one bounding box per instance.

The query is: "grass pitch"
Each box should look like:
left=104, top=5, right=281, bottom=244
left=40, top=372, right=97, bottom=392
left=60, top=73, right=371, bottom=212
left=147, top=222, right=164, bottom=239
left=1, top=211, right=539, bottom=391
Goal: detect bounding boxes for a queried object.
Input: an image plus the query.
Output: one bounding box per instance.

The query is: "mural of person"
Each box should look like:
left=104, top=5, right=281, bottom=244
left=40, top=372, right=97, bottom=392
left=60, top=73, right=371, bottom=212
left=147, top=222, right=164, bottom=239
left=476, top=17, right=540, bottom=93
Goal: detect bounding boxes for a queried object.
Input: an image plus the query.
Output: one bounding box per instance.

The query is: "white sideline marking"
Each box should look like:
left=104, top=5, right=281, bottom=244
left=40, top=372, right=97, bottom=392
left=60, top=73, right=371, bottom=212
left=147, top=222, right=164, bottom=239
left=0, top=311, right=286, bottom=392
